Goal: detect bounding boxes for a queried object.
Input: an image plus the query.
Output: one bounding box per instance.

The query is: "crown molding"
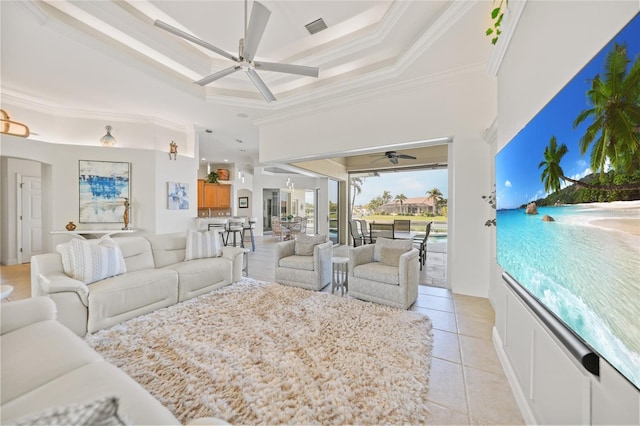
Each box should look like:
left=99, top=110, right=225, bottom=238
left=255, top=61, right=488, bottom=127
left=487, top=0, right=528, bottom=77
left=1, top=89, right=187, bottom=133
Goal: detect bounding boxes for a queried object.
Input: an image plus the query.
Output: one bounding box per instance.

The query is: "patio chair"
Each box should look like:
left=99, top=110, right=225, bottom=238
left=358, top=220, right=371, bottom=244
left=369, top=223, right=394, bottom=243
left=349, top=219, right=365, bottom=247
left=393, top=219, right=411, bottom=232
left=413, top=222, right=432, bottom=270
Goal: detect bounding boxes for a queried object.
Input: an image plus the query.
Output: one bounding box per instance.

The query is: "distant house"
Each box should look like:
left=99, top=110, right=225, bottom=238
left=381, top=196, right=438, bottom=215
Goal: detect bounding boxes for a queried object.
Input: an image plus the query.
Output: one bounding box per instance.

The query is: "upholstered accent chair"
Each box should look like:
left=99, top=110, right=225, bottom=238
left=275, top=235, right=332, bottom=291
left=348, top=237, right=419, bottom=309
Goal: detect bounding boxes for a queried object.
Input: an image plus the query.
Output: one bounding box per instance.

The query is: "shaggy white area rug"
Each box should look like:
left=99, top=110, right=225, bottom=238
left=85, top=278, right=433, bottom=425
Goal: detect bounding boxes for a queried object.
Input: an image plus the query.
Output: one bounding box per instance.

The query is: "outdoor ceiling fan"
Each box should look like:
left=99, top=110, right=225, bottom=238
left=154, top=0, right=319, bottom=103
left=372, top=151, right=417, bottom=165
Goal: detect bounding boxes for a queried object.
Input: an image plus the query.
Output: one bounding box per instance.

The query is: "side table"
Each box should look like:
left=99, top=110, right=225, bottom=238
left=331, top=256, right=349, bottom=295
left=242, top=248, right=251, bottom=277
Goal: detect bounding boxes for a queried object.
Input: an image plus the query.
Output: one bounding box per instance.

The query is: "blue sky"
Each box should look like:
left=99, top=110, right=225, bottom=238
left=352, top=169, right=448, bottom=206
left=495, top=13, right=640, bottom=210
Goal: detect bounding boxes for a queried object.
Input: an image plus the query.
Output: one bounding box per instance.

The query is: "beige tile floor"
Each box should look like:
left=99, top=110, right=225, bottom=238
left=1, top=235, right=523, bottom=425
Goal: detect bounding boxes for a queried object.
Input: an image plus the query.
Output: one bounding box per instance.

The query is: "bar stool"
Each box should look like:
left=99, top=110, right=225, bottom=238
left=226, top=217, right=245, bottom=247
left=207, top=218, right=229, bottom=245
left=243, top=217, right=257, bottom=251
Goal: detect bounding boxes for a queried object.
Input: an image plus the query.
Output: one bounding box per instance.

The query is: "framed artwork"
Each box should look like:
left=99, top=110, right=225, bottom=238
left=168, top=182, right=190, bottom=210
left=79, top=160, right=130, bottom=223
left=239, top=196, right=249, bottom=208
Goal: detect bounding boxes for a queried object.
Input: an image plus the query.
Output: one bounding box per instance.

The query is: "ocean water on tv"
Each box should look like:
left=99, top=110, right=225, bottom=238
left=497, top=204, right=640, bottom=389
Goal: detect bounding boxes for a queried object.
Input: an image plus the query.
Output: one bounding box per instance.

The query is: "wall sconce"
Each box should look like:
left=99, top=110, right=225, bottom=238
left=100, top=125, right=117, bottom=147
left=169, top=141, right=178, bottom=160
left=0, top=109, right=30, bottom=138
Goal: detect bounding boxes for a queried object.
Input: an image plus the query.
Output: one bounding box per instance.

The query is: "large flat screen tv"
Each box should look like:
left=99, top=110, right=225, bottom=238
left=496, top=12, right=640, bottom=390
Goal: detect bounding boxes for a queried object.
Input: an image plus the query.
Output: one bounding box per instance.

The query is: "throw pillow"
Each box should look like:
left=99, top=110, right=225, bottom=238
left=185, top=229, right=223, bottom=261
left=12, top=396, right=127, bottom=426
left=373, top=237, right=412, bottom=262
left=68, top=237, right=126, bottom=284
left=380, top=247, right=408, bottom=267
left=294, top=234, right=327, bottom=256
left=57, top=235, right=116, bottom=279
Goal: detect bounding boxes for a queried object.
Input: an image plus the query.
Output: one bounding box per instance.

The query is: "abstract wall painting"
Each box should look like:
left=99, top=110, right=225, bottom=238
left=168, top=182, right=189, bottom=210
left=79, top=160, right=130, bottom=223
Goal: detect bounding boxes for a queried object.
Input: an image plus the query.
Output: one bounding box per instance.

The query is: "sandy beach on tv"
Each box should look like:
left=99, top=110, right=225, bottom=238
left=580, top=200, right=640, bottom=237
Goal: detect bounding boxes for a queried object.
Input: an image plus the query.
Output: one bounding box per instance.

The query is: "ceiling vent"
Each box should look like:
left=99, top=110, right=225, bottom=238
left=305, top=18, right=328, bottom=35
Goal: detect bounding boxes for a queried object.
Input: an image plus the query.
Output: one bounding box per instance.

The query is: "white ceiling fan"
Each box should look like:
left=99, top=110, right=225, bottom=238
left=154, top=0, right=320, bottom=103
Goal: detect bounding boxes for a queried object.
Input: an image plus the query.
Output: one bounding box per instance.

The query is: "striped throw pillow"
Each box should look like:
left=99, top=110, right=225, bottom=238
left=69, top=237, right=127, bottom=284
left=185, top=229, right=223, bottom=261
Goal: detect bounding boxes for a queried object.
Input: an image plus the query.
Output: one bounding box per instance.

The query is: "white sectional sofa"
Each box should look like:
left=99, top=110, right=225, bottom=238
left=0, top=297, right=224, bottom=425
left=31, top=232, right=244, bottom=336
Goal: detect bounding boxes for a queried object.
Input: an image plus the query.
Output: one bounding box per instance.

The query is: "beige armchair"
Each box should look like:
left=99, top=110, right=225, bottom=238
left=348, top=237, right=419, bottom=309
left=275, top=235, right=332, bottom=291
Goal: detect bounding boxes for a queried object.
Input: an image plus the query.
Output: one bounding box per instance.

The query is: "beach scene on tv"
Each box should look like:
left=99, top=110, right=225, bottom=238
left=496, top=13, right=640, bottom=389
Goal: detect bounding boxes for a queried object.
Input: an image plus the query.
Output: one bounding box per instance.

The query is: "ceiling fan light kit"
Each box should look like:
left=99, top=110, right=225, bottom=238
left=154, top=0, right=319, bottom=103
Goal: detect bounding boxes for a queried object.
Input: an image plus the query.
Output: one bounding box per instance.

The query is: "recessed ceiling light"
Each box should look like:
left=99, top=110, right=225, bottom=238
left=201, top=157, right=206, bottom=161
left=237, top=113, right=248, bottom=118
left=235, top=139, right=243, bottom=143
left=224, top=159, right=229, bottom=162
left=205, top=129, right=213, bottom=133
left=240, top=149, right=246, bottom=153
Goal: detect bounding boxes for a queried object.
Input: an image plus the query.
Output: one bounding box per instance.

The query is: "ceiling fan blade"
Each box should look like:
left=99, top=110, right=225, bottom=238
left=254, top=61, right=319, bottom=77
left=154, top=20, right=238, bottom=62
left=195, top=66, right=241, bottom=86
left=243, top=1, right=271, bottom=61
left=397, top=154, right=417, bottom=160
left=245, top=68, right=276, bottom=103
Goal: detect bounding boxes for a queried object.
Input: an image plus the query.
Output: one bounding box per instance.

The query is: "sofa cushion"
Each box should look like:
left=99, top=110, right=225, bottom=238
left=12, top=396, right=125, bottom=426
left=163, top=257, right=232, bottom=301
left=114, top=237, right=156, bottom=272
left=67, top=238, right=127, bottom=284
left=185, top=229, right=223, bottom=261
left=373, top=238, right=412, bottom=262
left=294, top=234, right=327, bottom=256
left=279, top=255, right=315, bottom=271
left=353, top=262, right=400, bottom=285
left=146, top=233, right=187, bottom=268
left=0, top=362, right=178, bottom=425
left=1, top=319, right=103, bottom=404
left=380, top=247, right=408, bottom=267
left=87, top=269, right=178, bottom=333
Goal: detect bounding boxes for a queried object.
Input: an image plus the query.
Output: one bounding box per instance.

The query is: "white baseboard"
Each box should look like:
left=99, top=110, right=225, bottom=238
left=492, top=327, right=537, bottom=425
left=2, top=258, right=18, bottom=266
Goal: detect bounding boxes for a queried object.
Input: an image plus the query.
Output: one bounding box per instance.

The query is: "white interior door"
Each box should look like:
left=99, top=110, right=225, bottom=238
left=20, top=176, right=43, bottom=263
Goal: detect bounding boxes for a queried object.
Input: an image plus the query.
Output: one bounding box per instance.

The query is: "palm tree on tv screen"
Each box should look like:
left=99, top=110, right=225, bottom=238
left=538, top=136, right=570, bottom=193
left=573, top=43, right=640, bottom=177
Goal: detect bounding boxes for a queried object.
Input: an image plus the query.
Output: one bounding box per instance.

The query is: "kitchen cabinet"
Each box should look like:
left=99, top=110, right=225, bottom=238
left=198, top=179, right=231, bottom=209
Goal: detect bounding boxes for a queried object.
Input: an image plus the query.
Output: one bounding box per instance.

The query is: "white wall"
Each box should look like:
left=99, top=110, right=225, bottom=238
left=259, top=68, right=496, bottom=296
left=1, top=126, right=198, bottom=263
left=492, top=1, right=640, bottom=424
